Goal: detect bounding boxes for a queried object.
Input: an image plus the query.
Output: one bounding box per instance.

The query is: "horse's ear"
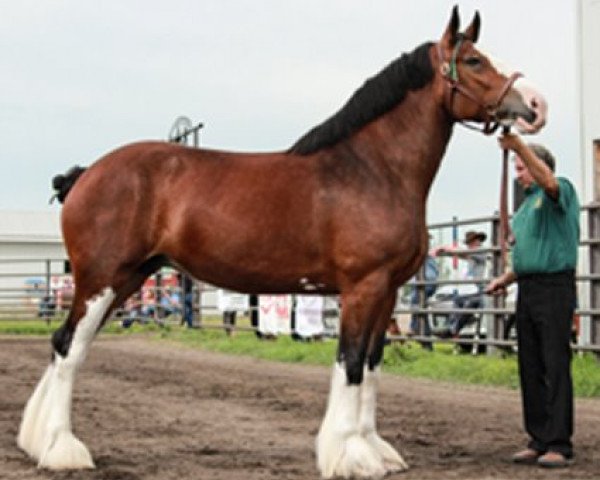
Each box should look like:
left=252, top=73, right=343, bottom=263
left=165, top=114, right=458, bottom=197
left=441, top=5, right=460, bottom=47
left=464, top=11, right=481, bottom=43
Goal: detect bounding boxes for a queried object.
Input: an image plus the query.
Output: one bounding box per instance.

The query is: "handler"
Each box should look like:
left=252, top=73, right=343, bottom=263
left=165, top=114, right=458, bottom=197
left=486, top=132, right=580, bottom=468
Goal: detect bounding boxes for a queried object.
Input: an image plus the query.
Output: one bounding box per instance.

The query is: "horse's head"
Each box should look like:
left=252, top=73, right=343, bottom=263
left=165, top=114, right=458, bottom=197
left=436, top=6, right=546, bottom=134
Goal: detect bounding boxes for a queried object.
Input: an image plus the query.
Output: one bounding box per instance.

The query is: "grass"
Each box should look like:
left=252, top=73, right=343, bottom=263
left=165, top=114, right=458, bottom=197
left=0, top=318, right=164, bottom=336
left=161, top=326, right=339, bottom=365
left=382, top=341, right=522, bottom=389
left=2, top=319, right=600, bottom=398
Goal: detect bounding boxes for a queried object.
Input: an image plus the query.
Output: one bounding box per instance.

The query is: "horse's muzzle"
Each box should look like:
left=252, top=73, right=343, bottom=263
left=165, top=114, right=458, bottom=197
left=495, top=90, right=537, bottom=127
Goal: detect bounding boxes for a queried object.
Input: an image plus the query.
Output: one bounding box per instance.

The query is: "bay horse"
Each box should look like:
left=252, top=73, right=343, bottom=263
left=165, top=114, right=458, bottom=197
left=18, top=7, right=546, bottom=479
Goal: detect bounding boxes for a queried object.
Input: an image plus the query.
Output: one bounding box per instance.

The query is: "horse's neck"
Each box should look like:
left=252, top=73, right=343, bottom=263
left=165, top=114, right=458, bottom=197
left=349, top=85, right=453, bottom=201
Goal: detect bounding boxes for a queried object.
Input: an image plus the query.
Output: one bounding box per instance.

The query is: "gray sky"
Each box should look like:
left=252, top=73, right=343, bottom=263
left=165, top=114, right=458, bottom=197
left=0, top=0, right=579, bottom=223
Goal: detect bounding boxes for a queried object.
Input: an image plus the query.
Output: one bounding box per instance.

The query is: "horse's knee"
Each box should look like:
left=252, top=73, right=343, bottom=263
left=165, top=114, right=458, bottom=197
left=52, top=287, right=116, bottom=360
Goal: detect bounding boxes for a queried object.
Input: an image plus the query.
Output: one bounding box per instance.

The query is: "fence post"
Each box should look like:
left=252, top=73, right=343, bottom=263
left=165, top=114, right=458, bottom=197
left=44, top=259, right=52, bottom=324
left=196, top=282, right=203, bottom=327
left=588, top=203, right=600, bottom=349
left=489, top=213, right=503, bottom=355
left=415, top=262, right=432, bottom=349
left=167, top=116, right=204, bottom=328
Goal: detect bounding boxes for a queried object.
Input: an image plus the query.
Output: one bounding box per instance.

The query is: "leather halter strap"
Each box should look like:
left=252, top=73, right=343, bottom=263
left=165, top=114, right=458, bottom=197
left=499, top=127, right=516, bottom=272
left=437, top=41, right=523, bottom=135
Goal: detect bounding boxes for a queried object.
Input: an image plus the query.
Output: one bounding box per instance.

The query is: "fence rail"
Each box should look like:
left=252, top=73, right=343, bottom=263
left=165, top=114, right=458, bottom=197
left=2, top=203, right=600, bottom=354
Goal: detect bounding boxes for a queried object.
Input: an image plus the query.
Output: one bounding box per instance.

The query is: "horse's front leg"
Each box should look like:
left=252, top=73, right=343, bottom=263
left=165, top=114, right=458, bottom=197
left=358, top=292, right=408, bottom=475
left=316, top=275, right=405, bottom=479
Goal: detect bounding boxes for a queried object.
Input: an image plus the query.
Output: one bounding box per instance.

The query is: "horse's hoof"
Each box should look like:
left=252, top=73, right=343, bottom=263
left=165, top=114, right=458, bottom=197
left=38, top=431, right=95, bottom=470
left=318, top=433, right=387, bottom=479
left=364, top=432, right=409, bottom=473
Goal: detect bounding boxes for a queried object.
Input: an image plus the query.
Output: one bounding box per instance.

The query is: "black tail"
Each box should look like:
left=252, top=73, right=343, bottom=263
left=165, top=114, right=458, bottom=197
left=51, top=166, right=87, bottom=204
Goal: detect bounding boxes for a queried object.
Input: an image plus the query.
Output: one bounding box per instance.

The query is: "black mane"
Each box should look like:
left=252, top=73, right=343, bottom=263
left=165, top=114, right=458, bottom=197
left=289, top=42, right=434, bottom=155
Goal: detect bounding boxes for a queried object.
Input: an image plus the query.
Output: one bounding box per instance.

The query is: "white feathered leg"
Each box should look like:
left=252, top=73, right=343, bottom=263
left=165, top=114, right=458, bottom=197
left=18, top=287, right=115, bottom=470
left=359, top=366, right=408, bottom=473
left=18, top=364, right=54, bottom=460
left=316, top=363, right=386, bottom=479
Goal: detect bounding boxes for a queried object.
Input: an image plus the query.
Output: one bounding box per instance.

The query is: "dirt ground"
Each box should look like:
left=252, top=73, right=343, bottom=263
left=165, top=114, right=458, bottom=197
left=1, top=336, right=599, bottom=480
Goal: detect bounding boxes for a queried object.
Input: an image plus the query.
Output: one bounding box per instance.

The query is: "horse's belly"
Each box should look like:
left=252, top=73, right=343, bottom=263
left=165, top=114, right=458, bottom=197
left=170, top=243, right=337, bottom=295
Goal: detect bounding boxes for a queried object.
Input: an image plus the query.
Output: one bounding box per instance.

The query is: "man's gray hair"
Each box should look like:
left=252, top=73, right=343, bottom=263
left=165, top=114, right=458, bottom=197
left=528, top=143, right=556, bottom=172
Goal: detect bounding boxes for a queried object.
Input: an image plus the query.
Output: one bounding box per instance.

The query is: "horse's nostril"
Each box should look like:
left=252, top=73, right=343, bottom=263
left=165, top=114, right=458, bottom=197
left=528, top=109, right=537, bottom=124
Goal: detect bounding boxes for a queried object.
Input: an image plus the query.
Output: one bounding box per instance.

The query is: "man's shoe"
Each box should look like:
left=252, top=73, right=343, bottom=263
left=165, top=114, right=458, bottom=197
left=511, top=448, right=542, bottom=464
left=537, top=451, right=572, bottom=468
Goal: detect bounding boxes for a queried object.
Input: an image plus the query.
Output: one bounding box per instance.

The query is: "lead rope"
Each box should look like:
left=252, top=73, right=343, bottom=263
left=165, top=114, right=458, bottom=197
left=499, top=126, right=515, bottom=273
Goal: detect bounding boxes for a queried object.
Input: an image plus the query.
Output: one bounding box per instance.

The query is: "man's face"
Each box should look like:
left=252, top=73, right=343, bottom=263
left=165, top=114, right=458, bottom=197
left=467, top=239, right=481, bottom=249
left=514, top=155, right=534, bottom=188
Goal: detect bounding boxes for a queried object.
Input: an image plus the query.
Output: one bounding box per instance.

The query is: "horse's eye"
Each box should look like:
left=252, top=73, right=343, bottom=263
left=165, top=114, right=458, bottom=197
left=464, top=57, right=482, bottom=67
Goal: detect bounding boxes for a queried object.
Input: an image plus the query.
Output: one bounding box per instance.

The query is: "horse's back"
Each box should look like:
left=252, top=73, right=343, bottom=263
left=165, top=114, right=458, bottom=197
left=59, top=141, right=331, bottom=289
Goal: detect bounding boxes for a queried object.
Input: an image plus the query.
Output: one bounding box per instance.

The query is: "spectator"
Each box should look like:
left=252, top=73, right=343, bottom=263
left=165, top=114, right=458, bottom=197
left=141, top=289, right=156, bottom=319
left=181, top=276, right=195, bottom=328
left=38, top=294, right=56, bottom=320
left=406, top=251, right=439, bottom=350
left=121, top=292, right=143, bottom=328
left=223, top=310, right=237, bottom=336
left=183, top=289, right=195, bottom=328
left=487, top=135, right=579, bottom=468
left=248, top=294, right=263, bottom=339
left=437, top=230, right=487, bottom=336
left=159, top=287, right=181, bottom=319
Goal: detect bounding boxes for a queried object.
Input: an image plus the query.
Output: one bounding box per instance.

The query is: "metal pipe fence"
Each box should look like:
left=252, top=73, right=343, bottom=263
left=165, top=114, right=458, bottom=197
left=1, top=204, right=600, bottom=354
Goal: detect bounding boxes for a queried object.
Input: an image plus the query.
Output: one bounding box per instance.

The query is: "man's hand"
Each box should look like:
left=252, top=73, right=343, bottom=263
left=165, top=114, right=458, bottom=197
left=498, top=132, right=525, bottom=154
left=485, top=277, right=507, bottom=296
left=432, top=245, right=455, bottom=256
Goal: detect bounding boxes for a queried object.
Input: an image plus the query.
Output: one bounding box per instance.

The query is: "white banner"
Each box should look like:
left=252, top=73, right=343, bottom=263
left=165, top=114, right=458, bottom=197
left=217, top=290, right=249, bottom=313
left=294, top=295, right=324, bottom=338
left=258, top=295, right=291, bottom=335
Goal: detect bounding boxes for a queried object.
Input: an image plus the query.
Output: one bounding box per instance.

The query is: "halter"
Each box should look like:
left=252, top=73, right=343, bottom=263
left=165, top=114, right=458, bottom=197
left=437, top=38, right=522, bottom=135
left=437, top=39, right=517, bottom=271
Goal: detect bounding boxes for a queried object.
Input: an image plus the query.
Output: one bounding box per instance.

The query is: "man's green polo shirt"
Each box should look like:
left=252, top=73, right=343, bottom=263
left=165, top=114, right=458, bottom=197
left=511, top=177, right=580, bottom=276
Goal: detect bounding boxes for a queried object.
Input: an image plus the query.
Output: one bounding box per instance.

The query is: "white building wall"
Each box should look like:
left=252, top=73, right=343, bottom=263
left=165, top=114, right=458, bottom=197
left=0, top=211, right=66, bottom=316
left=578, top=0, right=600, bottom=345
left=579, top=0, right=600, bottom=203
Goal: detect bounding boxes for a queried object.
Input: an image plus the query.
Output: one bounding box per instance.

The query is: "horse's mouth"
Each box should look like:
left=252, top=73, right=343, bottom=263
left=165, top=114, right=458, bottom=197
left=495, top=107, right=537, bottom=127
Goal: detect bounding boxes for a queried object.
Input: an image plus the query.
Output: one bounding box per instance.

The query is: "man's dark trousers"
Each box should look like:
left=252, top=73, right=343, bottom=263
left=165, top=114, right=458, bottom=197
left=516, top=270, right=575, bottom=458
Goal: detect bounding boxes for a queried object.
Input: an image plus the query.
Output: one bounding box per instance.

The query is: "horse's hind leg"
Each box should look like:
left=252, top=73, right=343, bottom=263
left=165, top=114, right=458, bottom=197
left=17, top=284, right=116, bottom=469
left=18, top=265, right=151, bottom=470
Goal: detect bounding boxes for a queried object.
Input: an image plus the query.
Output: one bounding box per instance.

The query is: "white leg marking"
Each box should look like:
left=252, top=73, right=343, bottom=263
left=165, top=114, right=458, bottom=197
left=17, top=364, right=53, bottom=460
left=316, top=363, right=386, bottom=479
left=18, top=287, right=115, bottom=470
left=359, top=366, right=408, bottom=474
